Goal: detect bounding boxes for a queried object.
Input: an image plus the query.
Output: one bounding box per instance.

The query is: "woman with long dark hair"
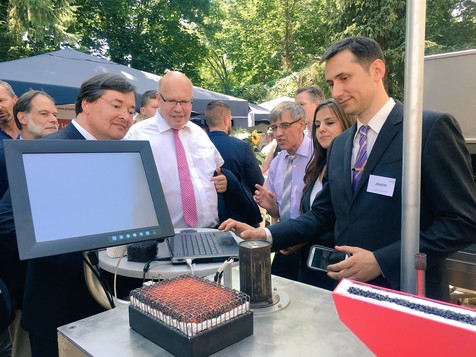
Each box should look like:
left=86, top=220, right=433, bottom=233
left=298, top=99, right=354, bottom=289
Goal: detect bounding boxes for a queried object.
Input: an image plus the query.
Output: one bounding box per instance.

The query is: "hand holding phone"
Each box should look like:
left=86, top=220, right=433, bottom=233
left=307, top=245, right=349, bottom=272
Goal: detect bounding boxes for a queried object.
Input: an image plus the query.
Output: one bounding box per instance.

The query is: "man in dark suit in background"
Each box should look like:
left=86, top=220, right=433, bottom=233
left=0, top=80, right=19, bottom=199
left=206, top=100, right=264, bottom=195
left=206, top=101, right=264, bottom=227
left=11, top=73, right=136, bottom=356
left=220, top=36, right=476, bottom=302
left=0, top=89, right=59, bottom=357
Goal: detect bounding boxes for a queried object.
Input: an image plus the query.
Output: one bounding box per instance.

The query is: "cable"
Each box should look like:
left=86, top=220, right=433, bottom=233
left=214, top=256, right=237, bottom=285
left=113, top=248, right=127, bottom=299
left=86, top=250, right=115, bottom=308
left=83, top=252, right=115, bottom=309
left=186, top=258, right=195, bottom=275
left=142, top=258, right=162, bottom=283
left=90, top=252, right=115, bottom=308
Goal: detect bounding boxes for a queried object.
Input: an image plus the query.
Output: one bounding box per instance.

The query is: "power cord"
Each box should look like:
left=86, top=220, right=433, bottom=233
left=113, top=246, right=127, bottom=299
left=141, top=256, right=175, bottom=284
left=213, top=256, right=237, bottom=285
left=186, top=258, right=195, bottom=275
left=83, top=251, right=115, bottom=309
left=142, top=258, right=162, bottom=283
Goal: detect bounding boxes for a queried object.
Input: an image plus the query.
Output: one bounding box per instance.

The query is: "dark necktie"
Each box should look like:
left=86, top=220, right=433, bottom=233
left=352, top=125, right=369, bottom=194
left=173, top=128, right=197, bottom=227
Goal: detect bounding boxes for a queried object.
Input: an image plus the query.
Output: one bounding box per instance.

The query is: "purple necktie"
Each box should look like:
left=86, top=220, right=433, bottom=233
left=352, top=125, right=369, bottom=194
left=173, top=129, right=197, bottom=227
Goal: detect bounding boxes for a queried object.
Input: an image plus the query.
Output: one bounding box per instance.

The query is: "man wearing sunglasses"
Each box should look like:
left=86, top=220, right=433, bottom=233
left=253, top=101, right=312, bottom=281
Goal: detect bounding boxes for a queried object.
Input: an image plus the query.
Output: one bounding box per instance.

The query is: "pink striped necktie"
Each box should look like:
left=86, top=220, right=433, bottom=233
left=173, top=128, right=197, bottom=227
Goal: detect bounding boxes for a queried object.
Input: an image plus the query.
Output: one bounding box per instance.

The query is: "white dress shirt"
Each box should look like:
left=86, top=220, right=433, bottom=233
left=265, top=98, right=397, bottom=242
left=125, top=114, right=224, bottom=228
left=72, top=119, right=97, bottom=140
left=309, top=178, right=323, bottom=206
left=351, top=98, right=396, bottom=170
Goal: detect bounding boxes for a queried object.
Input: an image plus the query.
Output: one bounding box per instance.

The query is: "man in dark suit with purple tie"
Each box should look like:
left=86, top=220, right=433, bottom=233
left=219, top=36, right=476, bottom=302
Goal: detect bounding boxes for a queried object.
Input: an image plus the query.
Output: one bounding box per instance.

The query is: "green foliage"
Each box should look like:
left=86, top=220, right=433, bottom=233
left=266, top=62, right=328, bottom=101
left=1, top=0, right=474, bottom=105
left=320, top=0, right=407, bottom=100
left=237, top=83, right=268, bottom=104
left=201, top=0, right=475, bottom=103
left=70, top=0, right=210, bottom=83
left=199, top=0, right=328, bottom=102
left=0, top=0, right=76, bottom=61
left=427, top=0, right=476, bottom=51
left=0, top=0, right=13, bottom=60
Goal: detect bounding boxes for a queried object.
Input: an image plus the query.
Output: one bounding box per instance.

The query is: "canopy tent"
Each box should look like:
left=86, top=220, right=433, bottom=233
left=0, top=48, right=250, bottom=127
left=248, top=103, right=270, bottom=123
left=258, top=96, right=294, bottom=111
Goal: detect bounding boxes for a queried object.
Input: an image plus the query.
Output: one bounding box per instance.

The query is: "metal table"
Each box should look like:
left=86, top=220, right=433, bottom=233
left=58, top=274, right=373, bottom=356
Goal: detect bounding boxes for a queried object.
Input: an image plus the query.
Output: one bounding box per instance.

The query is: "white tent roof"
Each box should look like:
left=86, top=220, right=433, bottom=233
left=258, top=96, right=294, bottom=111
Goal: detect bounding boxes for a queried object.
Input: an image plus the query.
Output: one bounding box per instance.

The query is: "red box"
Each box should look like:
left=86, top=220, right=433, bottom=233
left=332, top=279, right=476, bottom=357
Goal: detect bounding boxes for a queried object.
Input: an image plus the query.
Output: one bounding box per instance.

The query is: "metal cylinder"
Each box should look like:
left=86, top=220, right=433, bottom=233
left=239, top=240, right=272, bottom=307
left=415, top=253, right=427, bottom=297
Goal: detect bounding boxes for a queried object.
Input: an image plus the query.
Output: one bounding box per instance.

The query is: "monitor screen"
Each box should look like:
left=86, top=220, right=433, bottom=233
left=4, top=139, right=174, bottom=260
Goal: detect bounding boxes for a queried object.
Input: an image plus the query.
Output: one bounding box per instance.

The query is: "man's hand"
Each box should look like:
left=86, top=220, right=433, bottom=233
left=326, top=245, right=382, bottom=282
left=218, top=219, right=267, bottom=240
left=254, top=184, right=279, bottom=217
left=212, top=167, right=227, bottom=193
left=280, top=242, right=306, bottom=255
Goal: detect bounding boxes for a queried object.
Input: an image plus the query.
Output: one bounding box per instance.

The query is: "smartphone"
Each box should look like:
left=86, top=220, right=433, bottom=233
left=307, top=245, right=349, bottom=272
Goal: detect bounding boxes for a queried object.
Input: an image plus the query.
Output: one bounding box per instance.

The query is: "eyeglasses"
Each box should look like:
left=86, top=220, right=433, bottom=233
left=159, top=93, right=193, bottom=108
left=98, top=97, right=136, bottom=116
left=269, top=118, right=302, bottom=132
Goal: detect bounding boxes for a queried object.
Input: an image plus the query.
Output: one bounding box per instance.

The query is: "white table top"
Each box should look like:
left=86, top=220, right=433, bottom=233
left=98, top=228, right=241, bottom=280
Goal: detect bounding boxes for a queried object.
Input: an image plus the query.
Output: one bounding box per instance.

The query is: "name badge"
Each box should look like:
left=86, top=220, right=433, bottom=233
left=367, top=174, right=396, bottom=197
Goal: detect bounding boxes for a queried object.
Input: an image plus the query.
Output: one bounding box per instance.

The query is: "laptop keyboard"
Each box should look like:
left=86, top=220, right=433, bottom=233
left=181, top=232, right=224, bottom=256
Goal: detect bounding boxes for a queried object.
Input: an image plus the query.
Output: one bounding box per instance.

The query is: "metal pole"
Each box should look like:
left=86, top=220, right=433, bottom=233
left=401, top=0, right=427, bottom=294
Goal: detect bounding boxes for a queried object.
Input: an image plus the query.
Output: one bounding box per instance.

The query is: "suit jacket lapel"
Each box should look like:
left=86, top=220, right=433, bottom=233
left=65, top=122, right=86, bottom=139
left=354, top=102, right=403, bottom=196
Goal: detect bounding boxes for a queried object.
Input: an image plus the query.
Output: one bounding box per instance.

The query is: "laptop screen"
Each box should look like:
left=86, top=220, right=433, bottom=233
left=4, top=139, right=174, bottom=260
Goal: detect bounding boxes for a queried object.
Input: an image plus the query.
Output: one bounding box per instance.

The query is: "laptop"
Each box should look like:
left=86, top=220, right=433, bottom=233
left=166, top=229, right=240, bottom=264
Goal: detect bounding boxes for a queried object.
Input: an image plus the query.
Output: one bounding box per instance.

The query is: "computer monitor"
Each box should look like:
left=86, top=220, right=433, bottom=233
left=4, top=139, right=174, bottom=260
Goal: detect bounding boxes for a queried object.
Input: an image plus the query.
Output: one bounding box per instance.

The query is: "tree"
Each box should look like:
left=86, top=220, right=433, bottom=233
left=200, top=0, right=474, bottom=103
left=0, top=0, right=13, bottom=60
left=2, top=0, right=473, bottom=104
left=320, top=0, right=407, bottom=99
left=426, top=0, right=476, bottom=52
left=71, top=0, right=210, bottom=83
left=309, top=0, right=475, bottom=100
left=0, top=0, right=76, bottom=61
left=199, top=0, right=327, bottom=102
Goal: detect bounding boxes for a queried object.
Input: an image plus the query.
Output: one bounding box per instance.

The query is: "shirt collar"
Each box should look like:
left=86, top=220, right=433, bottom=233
left=0, top=127, right=20, bottom=140
left=286, top=134, right=312, bottom=158
left=355, top=98, right=396, bottom=137
left=71, top=119, right=97, bottom=140
left=155, top=111, right=192, bottom=134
